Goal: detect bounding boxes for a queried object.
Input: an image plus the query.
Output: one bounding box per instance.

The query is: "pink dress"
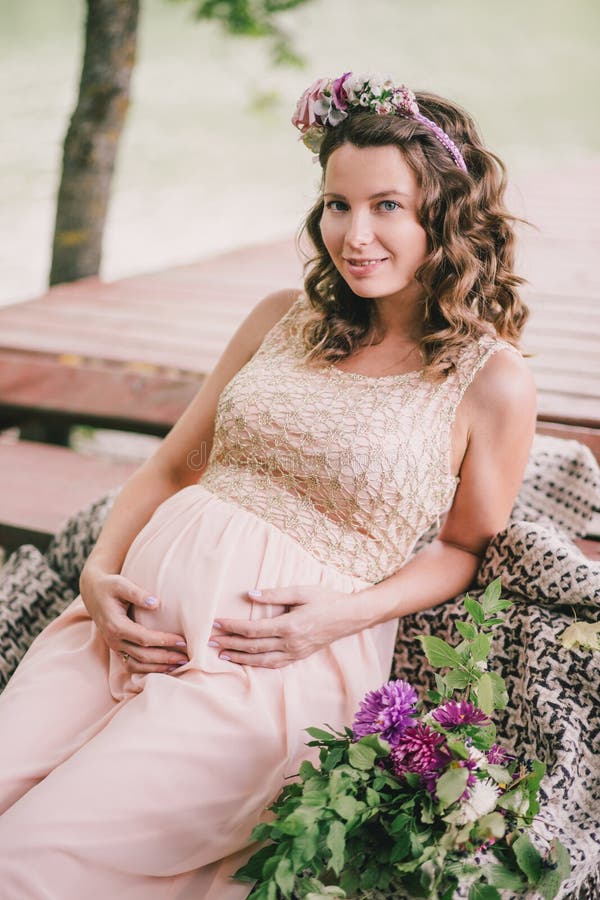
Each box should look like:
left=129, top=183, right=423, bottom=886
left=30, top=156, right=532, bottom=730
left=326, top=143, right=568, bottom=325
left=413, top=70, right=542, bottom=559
left=0, top=293, right=515, bottom=898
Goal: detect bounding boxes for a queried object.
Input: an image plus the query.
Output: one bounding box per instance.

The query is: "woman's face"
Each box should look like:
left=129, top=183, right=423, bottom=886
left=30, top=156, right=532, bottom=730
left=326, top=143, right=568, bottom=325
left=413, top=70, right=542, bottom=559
left=320, top=143, right=428, bottom=305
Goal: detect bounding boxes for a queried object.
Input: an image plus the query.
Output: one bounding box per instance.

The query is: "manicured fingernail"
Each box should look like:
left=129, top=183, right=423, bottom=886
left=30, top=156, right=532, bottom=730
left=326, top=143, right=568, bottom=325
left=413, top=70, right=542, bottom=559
left=207, top=640, right=219, bottom=648
left=220, top=654, right=231, bottom=661
left=166, top=666, right=178, bottom=672
left=175, top=641, right=187, bottom=647
left=212, top=621, right=223, bottom=629
left=248, top=589, right=262, bottom=599
left=145, top=596, right=157, bottom=607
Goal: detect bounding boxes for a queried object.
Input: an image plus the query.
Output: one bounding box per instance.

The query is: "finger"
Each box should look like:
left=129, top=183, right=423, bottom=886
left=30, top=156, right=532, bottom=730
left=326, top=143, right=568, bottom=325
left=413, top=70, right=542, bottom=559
left=219, top=650, right=289, bottom=669
left=117, top=578, right=162, bottom=612
left=209, top=636, right=281, bottom=655
left=112, top=619, right=188, bottom=652
left=120, top=644, right=189, bottom=667
left=247, top=586, right=309, bottom=606
left=212, top=617, right=287, bottom=639
left=124, top=659, right=187, bottom=675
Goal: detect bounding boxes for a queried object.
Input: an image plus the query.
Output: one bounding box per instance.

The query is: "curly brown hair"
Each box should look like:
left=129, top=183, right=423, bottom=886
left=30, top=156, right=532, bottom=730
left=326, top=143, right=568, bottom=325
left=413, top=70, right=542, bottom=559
left=295, top=91, right=529, bottom=379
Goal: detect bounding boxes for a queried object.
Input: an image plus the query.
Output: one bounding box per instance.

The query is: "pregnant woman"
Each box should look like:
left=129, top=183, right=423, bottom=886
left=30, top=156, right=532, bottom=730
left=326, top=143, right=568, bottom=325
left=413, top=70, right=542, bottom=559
left=0, top=72, right=536, bottom=898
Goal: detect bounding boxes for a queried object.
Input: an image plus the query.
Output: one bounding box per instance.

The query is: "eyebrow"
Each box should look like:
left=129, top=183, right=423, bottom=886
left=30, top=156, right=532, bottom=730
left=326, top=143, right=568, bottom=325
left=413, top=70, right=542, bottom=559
left=322, top=190, right=411, bottom=200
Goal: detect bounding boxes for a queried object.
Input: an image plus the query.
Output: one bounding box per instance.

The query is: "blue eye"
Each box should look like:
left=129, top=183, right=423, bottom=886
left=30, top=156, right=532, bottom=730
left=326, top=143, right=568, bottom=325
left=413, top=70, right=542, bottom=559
left=324, top=200, right=347, bottom=211
left=380, top=200, right=400, bottom=211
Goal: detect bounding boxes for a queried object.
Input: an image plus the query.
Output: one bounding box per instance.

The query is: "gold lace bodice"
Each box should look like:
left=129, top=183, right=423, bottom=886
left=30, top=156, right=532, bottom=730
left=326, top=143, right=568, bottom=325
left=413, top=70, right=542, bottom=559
left=199, top=293, right=518, bottom=583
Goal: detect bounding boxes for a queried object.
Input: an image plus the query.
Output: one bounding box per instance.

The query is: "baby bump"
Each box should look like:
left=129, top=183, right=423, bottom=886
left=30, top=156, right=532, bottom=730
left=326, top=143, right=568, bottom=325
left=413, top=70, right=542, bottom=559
left=118, top=485, right=296, bottom=652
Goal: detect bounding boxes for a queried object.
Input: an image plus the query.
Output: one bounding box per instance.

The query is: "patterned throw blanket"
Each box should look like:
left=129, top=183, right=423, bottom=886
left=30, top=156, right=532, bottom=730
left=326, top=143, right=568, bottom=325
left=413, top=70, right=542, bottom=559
left=1, top=436, right=599, bottom=898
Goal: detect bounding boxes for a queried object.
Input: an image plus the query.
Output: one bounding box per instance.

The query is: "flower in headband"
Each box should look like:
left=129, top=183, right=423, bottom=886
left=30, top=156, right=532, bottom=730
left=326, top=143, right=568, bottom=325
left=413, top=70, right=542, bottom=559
left=291, top=71, right=467, bottom=172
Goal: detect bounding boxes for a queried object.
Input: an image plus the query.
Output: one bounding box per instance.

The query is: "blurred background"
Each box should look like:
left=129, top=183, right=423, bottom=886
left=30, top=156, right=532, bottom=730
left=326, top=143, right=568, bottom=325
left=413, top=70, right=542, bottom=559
left=2, top=0, right=599, bottom=307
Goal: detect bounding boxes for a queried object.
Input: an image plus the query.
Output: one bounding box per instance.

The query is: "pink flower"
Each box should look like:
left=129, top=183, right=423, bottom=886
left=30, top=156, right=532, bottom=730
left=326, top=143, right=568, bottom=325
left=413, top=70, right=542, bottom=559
left=291, top=77, right=330, bottom=131
left=332, top=71, right=352, bottom=111
left=432, top=700, right=491, bottom=729
left=390, top=723, right=452, bottom=793
left=487, top=743, right=513, bottom=765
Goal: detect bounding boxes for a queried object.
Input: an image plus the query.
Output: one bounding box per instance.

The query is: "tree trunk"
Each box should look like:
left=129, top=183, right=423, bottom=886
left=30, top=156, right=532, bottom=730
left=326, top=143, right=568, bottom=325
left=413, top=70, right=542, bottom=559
left=49, top=0, right=140, bottom=286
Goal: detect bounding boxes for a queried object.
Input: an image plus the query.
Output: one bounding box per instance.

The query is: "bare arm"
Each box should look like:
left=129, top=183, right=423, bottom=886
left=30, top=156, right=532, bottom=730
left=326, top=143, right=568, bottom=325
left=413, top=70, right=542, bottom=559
left=79, top=287, right=300, bottom=671
left=208, top=348, right=537, bottom=666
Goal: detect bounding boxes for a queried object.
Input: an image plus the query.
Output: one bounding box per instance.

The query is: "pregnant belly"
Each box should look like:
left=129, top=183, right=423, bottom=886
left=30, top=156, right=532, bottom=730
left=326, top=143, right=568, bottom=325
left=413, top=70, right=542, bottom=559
left=119, top=485, right=290, bottom=646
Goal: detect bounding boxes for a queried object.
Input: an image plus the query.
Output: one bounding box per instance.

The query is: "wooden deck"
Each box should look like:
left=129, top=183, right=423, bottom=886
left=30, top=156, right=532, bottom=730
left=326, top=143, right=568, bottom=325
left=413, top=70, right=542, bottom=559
left=0, top=237, right=597, bottom=437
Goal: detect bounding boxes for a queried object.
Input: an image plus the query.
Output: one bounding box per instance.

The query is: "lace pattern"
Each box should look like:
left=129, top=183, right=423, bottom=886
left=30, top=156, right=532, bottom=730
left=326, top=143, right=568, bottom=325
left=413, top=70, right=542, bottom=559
left=199, top=293, right=519, bottom=582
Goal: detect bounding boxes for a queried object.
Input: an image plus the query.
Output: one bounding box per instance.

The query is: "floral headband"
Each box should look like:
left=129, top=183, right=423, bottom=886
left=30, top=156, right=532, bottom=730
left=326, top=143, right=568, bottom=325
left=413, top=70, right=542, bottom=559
left=291, top=71, right=468, bottom=173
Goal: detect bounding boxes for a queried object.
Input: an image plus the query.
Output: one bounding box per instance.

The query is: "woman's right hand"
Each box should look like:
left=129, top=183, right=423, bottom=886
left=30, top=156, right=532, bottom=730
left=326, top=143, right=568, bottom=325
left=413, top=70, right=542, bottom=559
left=79, top=567, right=189, bottom=674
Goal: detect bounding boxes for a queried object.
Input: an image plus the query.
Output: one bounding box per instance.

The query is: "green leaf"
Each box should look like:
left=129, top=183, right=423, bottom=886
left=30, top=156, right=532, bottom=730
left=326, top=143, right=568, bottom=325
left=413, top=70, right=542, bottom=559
left=513, top=833, right=543, bottom=884
left=481, top=576, right=502, bottom=609
left=472, top=811, right=506, bottom=841
left=299, top=760, right=320, bottom=781
left=331, top=794, right=358, bottom=821
left=326, top=819, right=346, bottom=876
left=322, top=746, right=345, bottom=771
left=366, top=787, right=379, bottom=807
left=434, top=672, right=447, bottom=694
left=305, top=727, right=338, bottom=742
left=445, top=669, right=469, bottom=691
left=456, top=621, right=477, bottom=640
left=435, top=766, right=469, bottom=808
left=233, top=843, right=274, bottom=882
left=470, top=633, right=492, bottom=662
left=358, top=732, right=391, bottom=757
left=486, top=764, right=511, bottom=785
left=475, top=673, right=494, bottom=715
left=488, top=672, right=508, bottom=709
left=348, top=741, right=377, bottom=770
left=389, top=830, right=411, bottom=862
left=480, top=577, right=512, bottom=617
left=498, top=787, right=530, bottom=816
left=339, top=870, right=359, bottom=895
left=468, top=884, right=501, bottom=900
left=389, top=811, right=410, bottom=834
left=485, top=862, right=527, bottom=890
left=302, top=790, right=328, bottom=807
left=537, top=839, right=571, bottom=899
left=360, top=862, right=381, bottom=890
left=274, top=856, right=295, bottom=898
left=418, top=635, right=462, bottom=668
left=465, top=595, right=486, bottom=625
left=447, top=739, right=470, bottom=760
left=289, top=824, right=319, bottom=868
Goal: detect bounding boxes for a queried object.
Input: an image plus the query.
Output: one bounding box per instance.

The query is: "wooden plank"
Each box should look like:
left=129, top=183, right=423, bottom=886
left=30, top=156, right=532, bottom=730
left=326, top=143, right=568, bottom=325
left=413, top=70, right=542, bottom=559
left=0, top=353, right=201, bottom=432
left=536, top=394, right=600, bottom=427
left=0, top=440, right=139, bottom=554
left=535, top=422, right=600, bottom=462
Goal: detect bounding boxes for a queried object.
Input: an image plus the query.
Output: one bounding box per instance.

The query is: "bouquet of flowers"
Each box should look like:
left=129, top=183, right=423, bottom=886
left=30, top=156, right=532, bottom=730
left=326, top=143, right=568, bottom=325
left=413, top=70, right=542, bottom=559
left=234, top=578, right=571, bottom=899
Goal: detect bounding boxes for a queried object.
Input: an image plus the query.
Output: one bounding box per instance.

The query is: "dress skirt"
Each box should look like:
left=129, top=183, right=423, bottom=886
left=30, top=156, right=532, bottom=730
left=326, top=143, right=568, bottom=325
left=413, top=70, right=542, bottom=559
left=0, top=483, right=398, bottom=899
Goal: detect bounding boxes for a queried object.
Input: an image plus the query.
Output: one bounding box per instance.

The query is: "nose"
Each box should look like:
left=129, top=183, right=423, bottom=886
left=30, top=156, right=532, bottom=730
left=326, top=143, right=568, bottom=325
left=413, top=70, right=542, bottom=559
left=344, top=209, right=374, bottom=250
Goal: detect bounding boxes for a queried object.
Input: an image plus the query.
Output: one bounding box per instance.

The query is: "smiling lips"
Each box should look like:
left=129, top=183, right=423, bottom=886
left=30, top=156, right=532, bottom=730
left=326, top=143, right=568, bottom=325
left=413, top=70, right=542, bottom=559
left=344, top=257, right=388, bottom=274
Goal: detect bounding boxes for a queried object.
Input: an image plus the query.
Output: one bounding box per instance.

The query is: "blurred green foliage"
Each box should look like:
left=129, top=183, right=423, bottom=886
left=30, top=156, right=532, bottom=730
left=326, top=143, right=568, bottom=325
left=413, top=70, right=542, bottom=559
left=168, top=0, right=314, bottom=65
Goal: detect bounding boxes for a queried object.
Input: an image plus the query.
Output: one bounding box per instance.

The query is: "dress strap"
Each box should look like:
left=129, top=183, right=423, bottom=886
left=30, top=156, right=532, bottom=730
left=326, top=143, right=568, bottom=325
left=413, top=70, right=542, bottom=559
left=447, top=335, right=523, bottom=416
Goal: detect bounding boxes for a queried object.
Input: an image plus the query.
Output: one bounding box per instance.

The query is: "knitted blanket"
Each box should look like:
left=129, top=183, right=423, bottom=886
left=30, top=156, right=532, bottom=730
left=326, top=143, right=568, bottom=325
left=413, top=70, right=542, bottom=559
left=1, top=435, right=599, bottom=898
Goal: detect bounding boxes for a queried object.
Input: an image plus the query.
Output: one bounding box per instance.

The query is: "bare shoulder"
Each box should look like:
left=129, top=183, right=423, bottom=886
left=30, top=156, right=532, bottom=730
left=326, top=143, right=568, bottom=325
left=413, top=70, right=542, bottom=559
left=243, top=287, right=303, bottom=353
left=464, top=345, right=537, bottom=425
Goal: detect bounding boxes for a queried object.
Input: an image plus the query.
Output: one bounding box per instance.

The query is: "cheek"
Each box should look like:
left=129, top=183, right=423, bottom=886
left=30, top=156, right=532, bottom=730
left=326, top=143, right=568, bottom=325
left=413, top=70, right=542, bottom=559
left=319, top=215, right=341, bottom=253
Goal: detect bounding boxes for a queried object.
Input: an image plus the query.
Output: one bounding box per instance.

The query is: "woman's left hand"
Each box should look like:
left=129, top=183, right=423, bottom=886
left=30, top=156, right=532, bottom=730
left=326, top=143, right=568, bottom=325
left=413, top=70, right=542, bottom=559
left=208, top=586, right=365, bottom=668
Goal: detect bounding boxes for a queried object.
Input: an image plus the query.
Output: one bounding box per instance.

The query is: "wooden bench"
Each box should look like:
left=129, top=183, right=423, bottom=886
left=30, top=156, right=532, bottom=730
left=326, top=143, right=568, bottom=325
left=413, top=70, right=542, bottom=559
left=0, top=440, right=139, bottom=557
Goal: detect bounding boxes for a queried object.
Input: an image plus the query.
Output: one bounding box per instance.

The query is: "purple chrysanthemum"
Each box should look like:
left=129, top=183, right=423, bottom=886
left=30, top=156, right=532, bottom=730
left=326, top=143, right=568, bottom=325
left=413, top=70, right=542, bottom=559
left=432, top=700, right=490, bottom=729
left=390, top=723, right=452, bottom=792
left=487, top=743, right=513, bottom=765
left=352, top=679, right=417, bottom=745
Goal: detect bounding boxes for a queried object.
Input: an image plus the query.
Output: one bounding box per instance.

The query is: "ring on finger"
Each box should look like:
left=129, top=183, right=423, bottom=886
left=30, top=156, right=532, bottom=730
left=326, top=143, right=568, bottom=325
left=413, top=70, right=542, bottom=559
left=120, top=651, right=130, bottom=662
